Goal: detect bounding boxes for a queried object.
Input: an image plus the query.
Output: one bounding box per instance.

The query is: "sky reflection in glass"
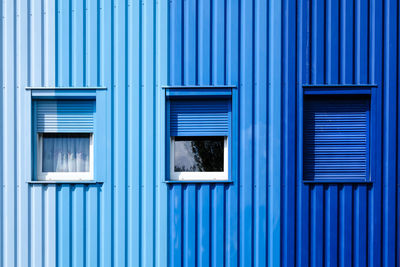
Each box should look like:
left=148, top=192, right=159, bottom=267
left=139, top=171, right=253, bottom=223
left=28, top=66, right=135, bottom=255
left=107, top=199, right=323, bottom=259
left=174, top=136, right=224, bottom=172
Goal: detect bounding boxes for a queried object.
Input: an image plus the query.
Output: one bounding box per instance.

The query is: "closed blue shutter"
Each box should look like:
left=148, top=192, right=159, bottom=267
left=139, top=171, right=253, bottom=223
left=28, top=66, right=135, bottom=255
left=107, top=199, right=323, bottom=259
left=35, top=100, right=95, bottom=133
left=170, top=99, right=230, bottom=136
left=303, top=96, right=370, bottom=180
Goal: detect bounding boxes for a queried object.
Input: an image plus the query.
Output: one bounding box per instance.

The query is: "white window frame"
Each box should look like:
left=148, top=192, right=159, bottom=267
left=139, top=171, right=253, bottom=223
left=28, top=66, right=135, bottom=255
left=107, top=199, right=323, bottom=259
left=37, top=133, right=94, bottom=181
left=170, top=136, right=229, bottom=181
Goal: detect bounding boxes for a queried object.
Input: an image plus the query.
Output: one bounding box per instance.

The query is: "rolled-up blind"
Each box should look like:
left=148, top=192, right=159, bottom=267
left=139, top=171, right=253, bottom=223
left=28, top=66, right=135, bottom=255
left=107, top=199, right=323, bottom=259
left=303, top=96, right=369, bottom=180
left=35, top=100, right=95, bottom=133
left=170, top=99, right=230, bottom=136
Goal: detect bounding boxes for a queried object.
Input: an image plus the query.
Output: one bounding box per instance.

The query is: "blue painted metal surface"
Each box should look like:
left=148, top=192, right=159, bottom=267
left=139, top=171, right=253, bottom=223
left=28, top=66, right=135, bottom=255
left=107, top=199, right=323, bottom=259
left=0, top=0, right=399, bottom=266
left=1, top=0, right=168, bottom=266
left=166, top=0, right=280, bottom=266
left=282, top=0, right=399, bottom=266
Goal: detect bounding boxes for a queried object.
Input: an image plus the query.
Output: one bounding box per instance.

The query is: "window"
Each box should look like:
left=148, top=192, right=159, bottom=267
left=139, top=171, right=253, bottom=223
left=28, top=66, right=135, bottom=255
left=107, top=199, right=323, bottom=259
left=37, top=133, right=93, bottom=180
left=168, top=98, right=231, bottom=181
left=301, top=85, right=378, bottom=182
left=33, top=100, right=95, bottom=181
left=303, top=96, right=369, bottom=180
left=171, top=136, right=228, bottom=180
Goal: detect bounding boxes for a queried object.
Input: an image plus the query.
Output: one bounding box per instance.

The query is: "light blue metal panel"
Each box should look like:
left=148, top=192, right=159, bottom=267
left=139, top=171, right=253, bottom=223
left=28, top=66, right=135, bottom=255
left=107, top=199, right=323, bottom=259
left=57, top=185, right=71, bottom=267
left=31, top=186, right=43, bottom=266
left=99, top=0, right=112, bottom=265
left=268, top=0, right=282, bottom=266
left=142, top=0, right=156, bottom=266
left=3, top=0, right=16, bottom=266
left=16, top=0, right=31, bottom=266
left=126, top=0, right=141, bottom=265
left=0, top=0, right=3, bottom=264
left=0, top=0, right=5, bottom=263
left=72, top=185, right=85, bottom=267
left=155, top=0, right=169, bottom=266
left=113, top=0, right=127, bottom=265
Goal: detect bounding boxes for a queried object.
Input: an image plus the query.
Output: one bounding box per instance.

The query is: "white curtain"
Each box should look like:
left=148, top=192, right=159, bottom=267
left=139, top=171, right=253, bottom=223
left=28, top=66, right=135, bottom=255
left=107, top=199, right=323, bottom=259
left=42, top=134, right=90, bottom=172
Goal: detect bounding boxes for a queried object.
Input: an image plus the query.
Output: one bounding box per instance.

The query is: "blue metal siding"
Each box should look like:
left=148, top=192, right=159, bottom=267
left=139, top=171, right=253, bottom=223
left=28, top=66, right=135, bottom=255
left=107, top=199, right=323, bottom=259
left=166, top=0, right=280, bottom=266
left=282, top=0, right=398, bottom=266
left=0, top=0, right=3, bottom=264
left=1, top=0, right=168, bottom=266
left=0, top=0, right=398, bottom=266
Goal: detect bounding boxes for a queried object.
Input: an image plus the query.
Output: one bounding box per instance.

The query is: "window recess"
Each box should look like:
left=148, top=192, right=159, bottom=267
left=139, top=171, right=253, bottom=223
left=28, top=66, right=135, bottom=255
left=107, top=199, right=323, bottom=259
left=164, top=86, right=237, bottom=182
left=26, top=87, right=107, bottom=184
left=301, top=85, right=379, bottom=183
left=33, top=100, right=96, bottom=181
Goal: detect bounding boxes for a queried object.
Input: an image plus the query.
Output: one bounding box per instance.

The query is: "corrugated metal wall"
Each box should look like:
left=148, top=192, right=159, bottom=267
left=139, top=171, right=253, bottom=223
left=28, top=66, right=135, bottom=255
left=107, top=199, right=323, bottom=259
left=1, top=0, right=399, bottom=266
left=0, top=0, right=169, bottom=266
left=166, top=0, right=281, bottom=266
left=0, top=0, right=282, bottom=266
left=282, top=0, right=399, bottom=266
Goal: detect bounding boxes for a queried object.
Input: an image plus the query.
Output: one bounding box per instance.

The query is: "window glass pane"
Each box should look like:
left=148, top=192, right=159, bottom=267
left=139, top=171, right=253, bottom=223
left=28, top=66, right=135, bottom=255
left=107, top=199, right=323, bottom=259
left=174, top=136, right=224, bottom=172
left=42, top=133, right=90, bottom=172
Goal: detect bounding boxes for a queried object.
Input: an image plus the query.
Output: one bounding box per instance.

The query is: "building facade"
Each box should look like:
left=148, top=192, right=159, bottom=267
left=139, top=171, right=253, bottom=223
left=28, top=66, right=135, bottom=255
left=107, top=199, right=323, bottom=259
left=0, top=0, right=399, bottom=266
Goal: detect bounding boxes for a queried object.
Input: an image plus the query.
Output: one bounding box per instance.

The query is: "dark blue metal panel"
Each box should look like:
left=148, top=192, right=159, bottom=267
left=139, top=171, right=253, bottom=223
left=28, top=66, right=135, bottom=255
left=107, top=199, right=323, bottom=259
left=382, top=0, right=398, bottom=266
left=282, top=0, right=399, bottom=266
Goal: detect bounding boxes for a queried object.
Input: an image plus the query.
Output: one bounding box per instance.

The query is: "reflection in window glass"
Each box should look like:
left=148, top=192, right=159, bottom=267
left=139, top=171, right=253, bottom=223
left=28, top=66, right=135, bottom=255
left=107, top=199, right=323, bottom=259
left=174, top=136, right=224, bottom=172
left=42, top=133, right=90, bottom=172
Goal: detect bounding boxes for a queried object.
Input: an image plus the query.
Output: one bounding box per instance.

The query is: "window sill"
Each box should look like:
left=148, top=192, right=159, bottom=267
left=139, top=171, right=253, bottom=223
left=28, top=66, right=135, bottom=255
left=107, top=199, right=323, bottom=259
left=303, top=179, right=373, bottom=184
left=164, top=180, right=233, bottom=184
left=27, top=180, right=103, bottom=185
